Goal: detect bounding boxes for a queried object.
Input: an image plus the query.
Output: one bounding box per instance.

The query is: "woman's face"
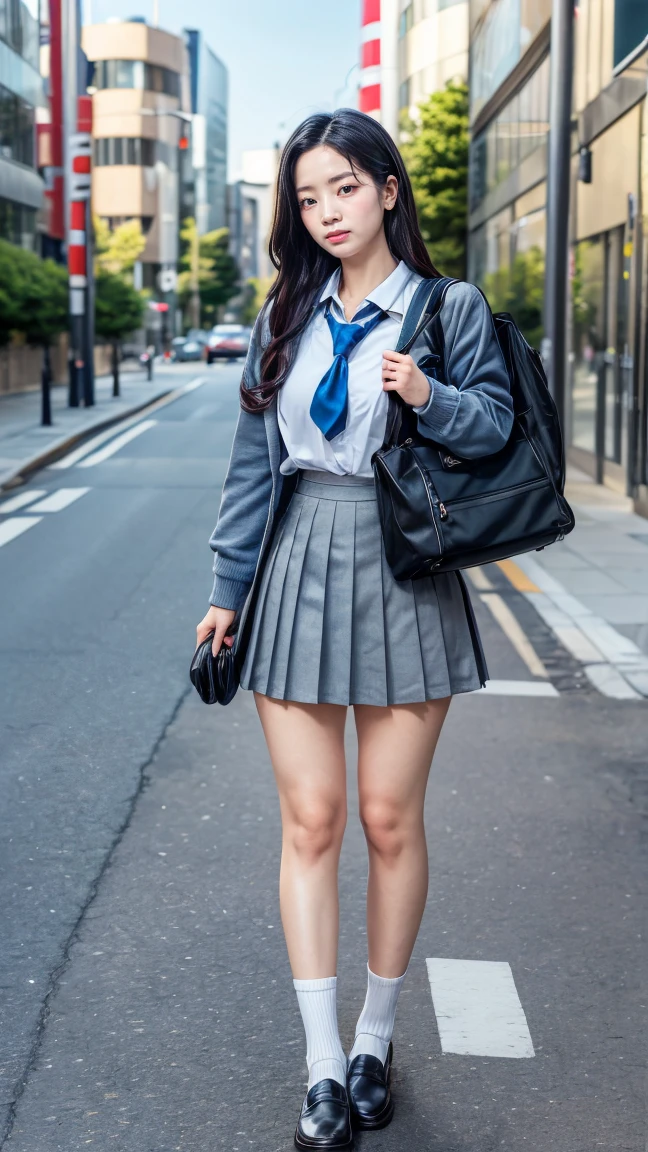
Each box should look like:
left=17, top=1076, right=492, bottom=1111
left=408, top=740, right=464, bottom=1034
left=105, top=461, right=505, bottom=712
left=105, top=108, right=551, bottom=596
left=294, top=145, right=398, bottom=260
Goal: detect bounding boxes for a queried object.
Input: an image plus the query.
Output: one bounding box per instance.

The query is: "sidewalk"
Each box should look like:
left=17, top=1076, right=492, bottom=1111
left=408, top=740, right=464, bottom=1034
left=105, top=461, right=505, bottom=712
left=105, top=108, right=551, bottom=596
left=0, top=366, right=177, bottom=489
left=511, top=465, right=648, bottom=699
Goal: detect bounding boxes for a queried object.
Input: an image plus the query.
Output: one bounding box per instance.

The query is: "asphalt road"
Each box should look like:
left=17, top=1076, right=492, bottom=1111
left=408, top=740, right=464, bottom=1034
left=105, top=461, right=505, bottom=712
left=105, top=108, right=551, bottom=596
left=0, top=363, right=646, bottom=1151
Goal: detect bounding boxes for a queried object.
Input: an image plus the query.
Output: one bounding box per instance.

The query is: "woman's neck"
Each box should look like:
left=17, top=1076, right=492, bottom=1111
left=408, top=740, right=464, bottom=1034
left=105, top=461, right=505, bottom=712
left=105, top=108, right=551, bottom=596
left=337, top=235, right=398, bottom=322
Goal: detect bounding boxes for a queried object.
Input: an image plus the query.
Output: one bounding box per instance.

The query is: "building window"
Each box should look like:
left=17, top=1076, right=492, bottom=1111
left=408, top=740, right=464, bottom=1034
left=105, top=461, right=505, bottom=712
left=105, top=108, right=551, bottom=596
left=571, top=226, right=629, bottom=460
left=0, top=0, right=39, bottom=71
left=0, top=195, right=37, bottom=248
left=614, top=0, right=648, bottom=68
left=399, top=4, right=414, bottom=37
left=99, top=214, right=153, bottom=234
left=0, top=83, right=35, bottom=167
left=94, top=136, right=176, bottom=169
left=92, top=59, right=181, bottom=98
left=469, top=56, right=549, bottom=213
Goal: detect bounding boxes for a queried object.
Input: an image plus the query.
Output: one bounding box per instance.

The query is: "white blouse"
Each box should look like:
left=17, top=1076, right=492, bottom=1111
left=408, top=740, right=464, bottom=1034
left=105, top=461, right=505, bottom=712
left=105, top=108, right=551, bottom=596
left=277, top=259, right=426, bottom=478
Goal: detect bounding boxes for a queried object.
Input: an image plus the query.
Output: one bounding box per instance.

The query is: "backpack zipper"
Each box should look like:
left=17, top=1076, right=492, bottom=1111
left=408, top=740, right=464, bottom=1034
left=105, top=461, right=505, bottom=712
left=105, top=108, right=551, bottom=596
left=410, top=456, right=443, bottom=554
left=439, top=475, right=550, bottom=514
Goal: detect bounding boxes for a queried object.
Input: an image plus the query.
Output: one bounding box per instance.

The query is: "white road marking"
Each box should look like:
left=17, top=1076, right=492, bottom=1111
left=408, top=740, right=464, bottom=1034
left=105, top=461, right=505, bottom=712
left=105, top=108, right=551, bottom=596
left=0, top=517, right=42, bottom=547
left=426, top=958, right=535, bottom=1058
left=466, top=565, right=494, bottom=591
left=28, top=487, right=91, bottom=512
left=515, top=553, right=648, bottom=699
left=0, top=489, right=47, bottom=513
left=472, top=680, right=559, bottom=697
left=583, top=663, right=642, bottom=700
left=51, top=376, right=206, bottom=469
left=480, top=592, right=548, bottom=678
left=76, top=419, right=157, bottom=467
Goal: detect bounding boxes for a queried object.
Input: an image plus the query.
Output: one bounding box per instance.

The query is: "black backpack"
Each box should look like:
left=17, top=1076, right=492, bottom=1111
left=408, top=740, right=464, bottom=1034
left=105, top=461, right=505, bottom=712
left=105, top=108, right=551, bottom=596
left=371, top=276, right=575, bottom=580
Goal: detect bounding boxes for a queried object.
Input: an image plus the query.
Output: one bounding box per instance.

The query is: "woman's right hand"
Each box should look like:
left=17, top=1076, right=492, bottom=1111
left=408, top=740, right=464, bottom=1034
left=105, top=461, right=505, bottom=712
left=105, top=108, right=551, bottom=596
left=196, top=605, right=237, bottom=657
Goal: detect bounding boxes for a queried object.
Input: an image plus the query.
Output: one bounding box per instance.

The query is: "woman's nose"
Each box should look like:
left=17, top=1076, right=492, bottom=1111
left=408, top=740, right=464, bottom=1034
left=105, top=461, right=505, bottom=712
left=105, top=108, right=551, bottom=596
left=320, top=199, right=341, bottom=225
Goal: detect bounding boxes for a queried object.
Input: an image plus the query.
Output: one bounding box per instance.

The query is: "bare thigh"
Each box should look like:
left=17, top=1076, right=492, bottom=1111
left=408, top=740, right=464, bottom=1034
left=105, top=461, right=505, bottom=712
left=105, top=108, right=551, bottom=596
left=353, top=698, right=451, bottom=813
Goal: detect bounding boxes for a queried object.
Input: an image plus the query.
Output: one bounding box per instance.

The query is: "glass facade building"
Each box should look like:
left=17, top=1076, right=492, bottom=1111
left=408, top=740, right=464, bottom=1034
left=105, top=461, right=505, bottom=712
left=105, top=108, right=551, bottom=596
left=0, top=0, right=44, bottom=249
left=467, top=0, right=648, bottom=512
left=183, top=28, right=228, bottom=234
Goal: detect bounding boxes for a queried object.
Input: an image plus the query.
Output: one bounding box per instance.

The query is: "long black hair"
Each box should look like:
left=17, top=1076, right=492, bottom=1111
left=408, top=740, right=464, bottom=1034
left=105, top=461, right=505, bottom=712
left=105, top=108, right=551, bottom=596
left=240, top=107, right=439, bottom=412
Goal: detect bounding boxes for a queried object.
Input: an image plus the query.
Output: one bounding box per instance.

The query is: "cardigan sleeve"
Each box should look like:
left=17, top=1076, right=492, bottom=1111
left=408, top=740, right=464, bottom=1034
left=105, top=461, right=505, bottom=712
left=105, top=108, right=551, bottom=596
left=207, top=306, right=273, bottom=611
left=412, top=281, right=513, bottom=458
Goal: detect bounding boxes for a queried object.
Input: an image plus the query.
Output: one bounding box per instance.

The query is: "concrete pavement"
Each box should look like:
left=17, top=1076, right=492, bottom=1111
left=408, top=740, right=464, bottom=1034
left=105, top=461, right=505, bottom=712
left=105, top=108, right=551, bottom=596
left=0, top=363, right=646, bottom=1150
left=0, top=364, right=181, bottom=490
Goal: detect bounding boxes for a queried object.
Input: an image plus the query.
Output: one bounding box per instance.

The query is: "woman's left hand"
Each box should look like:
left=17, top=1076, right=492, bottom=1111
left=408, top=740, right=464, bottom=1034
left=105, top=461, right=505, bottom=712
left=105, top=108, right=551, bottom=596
left=382, top=349, right=432, bottom=408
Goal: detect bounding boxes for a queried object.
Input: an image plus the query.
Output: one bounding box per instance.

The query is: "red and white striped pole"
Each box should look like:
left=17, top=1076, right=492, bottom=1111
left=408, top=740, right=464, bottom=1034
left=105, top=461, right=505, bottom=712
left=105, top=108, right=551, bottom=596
left=68, top=95, right=94, bottom=405
left=359, top=0, right=381, bottom=118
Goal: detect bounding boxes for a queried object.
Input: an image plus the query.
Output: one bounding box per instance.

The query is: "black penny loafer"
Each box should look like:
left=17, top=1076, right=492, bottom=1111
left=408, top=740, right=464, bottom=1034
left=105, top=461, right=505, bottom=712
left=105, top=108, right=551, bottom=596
left=294, top=1077, right=354, bottom=1150
left=347, top=1041, right=394, bottom=1130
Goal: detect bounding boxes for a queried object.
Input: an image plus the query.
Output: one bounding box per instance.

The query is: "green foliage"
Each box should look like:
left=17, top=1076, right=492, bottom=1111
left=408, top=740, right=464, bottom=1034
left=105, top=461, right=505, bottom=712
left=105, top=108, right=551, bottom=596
left=482, top=246, right=546, bottom=350
left=94, top=217, right=146, bottom=280
left=400, top=80, right=470, bottom=279
left=240, top=276, right=274, bottom=326
left=177, top=219, right=240, bottom=327
left=95, top=269, right=145, bottom=341
left=0, top=239, right=68, bottom=346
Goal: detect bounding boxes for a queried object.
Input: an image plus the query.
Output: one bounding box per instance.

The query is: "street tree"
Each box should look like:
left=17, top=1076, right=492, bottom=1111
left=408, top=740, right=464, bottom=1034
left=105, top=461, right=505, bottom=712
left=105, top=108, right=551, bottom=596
left=94, top=217, right=146, bottom=279
left=400, top=80, right=470, bottom=279
left=0, top=239, right=68, bottom=423
left=177, top=221, right=240, bottom=329
left=95, top=269, right=145, bottom=396
left=482, top=247, right=545, bottom=350
left=240, top=276, right=274, bottom=326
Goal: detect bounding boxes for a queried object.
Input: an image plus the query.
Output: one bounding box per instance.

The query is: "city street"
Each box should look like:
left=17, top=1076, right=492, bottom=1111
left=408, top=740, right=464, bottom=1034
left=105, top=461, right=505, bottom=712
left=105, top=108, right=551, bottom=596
left=0, top=363, right=646, bottom=1151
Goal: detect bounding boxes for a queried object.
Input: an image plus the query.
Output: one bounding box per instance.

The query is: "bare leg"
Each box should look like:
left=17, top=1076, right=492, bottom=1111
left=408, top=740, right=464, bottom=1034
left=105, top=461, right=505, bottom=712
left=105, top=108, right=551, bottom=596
left=353, top=698, right=451, bottom=977
left=254, top=693, right=348, bottom=978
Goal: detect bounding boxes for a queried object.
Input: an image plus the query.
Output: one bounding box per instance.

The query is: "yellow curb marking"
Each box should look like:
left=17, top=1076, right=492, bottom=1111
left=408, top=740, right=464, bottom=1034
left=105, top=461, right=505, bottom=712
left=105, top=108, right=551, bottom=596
left=497, top=559, right=540, bottom=593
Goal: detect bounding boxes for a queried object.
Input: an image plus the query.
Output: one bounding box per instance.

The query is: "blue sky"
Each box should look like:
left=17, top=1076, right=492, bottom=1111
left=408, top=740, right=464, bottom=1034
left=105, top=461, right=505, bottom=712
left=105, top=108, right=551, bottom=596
left=86, top=0, right=361, bottom=179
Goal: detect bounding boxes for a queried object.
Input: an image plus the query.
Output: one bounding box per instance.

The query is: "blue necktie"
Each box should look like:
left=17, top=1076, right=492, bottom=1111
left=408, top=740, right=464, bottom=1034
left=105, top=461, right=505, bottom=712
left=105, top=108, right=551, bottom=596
left=310, top=301, right=388, bottom=441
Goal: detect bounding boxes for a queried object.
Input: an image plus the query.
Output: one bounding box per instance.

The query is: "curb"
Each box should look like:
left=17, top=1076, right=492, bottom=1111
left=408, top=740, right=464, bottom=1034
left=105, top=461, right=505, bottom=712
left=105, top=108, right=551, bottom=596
left=0, top=386, right=175, bottom=492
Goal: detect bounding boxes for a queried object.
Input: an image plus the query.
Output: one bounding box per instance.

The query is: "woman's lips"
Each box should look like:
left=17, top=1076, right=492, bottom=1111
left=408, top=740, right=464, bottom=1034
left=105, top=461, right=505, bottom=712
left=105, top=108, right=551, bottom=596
left=326, top=231, right=350, bottom=244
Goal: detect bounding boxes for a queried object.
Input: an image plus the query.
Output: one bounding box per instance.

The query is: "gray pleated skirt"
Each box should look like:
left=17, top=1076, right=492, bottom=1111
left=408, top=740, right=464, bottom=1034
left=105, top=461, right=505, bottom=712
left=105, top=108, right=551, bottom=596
left=239, top=469, right=488, bottom=706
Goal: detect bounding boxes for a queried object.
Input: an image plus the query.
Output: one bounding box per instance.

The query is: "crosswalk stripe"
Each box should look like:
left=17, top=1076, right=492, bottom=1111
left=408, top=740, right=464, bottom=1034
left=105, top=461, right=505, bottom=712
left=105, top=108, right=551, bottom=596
left=76, top=419, right=157, bottom=467
left=0, top=517, right=42, bottom=547
left=0, top=490, right=47, bottom=513
left=28, top=488, right=91, bottom=513
left=426, top=958, right=535, bottom=1058
left=472, top=680, right=559, bottom=697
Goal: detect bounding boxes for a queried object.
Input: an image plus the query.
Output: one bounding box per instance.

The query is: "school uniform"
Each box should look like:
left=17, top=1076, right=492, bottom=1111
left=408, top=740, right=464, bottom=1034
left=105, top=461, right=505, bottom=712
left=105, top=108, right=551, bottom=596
left=208, top=260, right=514, bottom=706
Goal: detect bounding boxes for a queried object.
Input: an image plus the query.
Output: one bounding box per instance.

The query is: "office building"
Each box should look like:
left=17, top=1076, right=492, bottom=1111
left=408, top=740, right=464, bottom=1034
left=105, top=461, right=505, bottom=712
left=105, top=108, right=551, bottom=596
left=359, top=0, right=468, bottom=140
left=82, top=18, right=191, bottom=291
left=227, top=147, right=277, bottom=283
left=183, top=29, right=227, bottom=235
left=466, top=0, right=648, bottom=510
left=0, top=0, right=45, bottom=248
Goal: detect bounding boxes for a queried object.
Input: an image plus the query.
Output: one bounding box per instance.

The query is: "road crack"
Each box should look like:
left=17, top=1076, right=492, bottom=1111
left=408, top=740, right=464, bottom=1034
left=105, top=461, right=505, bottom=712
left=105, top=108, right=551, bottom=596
left=0, top=682, right=193, bottom=1147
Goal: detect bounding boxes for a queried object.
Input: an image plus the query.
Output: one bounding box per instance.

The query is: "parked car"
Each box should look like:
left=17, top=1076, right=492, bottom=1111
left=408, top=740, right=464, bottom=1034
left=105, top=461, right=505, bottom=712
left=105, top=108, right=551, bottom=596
left=205, top=324, right=251, bottom=363
left=170, top=336, right=187, bottom=361
left=177, top=339, right=205, bottom=362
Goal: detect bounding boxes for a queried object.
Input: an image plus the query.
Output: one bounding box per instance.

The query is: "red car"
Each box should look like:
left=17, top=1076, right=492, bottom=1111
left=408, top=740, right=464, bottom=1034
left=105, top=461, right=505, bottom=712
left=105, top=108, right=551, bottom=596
left=205, top=324, right=251, bottom=363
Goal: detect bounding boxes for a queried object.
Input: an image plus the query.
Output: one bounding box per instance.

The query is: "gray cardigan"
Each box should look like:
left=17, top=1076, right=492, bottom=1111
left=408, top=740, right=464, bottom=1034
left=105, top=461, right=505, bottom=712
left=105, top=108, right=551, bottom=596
left=208, top=279, right=513, bottom=611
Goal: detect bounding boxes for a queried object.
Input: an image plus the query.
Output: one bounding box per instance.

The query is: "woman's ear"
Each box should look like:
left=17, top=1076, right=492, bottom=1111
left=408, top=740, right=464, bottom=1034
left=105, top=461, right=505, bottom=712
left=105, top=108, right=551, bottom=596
left=383, top=175, right=398, bottom=211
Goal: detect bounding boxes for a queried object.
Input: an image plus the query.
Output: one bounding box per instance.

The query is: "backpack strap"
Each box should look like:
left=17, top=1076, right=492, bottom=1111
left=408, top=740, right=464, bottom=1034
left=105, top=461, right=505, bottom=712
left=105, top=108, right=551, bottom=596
left=383, top=275, right=458, bottom=447
left=395, top=275, right=457, bottom=355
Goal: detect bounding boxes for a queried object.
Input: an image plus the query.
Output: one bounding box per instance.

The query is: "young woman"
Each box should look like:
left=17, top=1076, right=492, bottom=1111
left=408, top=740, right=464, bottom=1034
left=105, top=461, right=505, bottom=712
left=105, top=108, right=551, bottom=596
left=196, top=108, right=512, bottom=1149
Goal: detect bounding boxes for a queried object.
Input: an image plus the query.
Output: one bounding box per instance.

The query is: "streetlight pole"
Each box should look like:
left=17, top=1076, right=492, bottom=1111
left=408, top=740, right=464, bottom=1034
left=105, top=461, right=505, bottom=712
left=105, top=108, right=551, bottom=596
left=543, top=0, right=576, bottom=432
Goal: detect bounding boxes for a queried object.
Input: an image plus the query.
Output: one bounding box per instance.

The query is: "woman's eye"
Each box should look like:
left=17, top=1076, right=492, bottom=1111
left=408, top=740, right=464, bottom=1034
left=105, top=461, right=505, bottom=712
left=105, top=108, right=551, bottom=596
left=339, top=184, right=356, bottom=195
left=299, top=197, right=315, bottom=209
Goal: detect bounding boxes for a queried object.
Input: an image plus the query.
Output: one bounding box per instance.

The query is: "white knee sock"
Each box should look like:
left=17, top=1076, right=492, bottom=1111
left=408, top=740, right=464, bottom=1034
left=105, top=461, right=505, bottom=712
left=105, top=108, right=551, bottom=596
left=293, top=976, right=347, bottom=1089
left=348, top=964, right=407, bottom=1065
